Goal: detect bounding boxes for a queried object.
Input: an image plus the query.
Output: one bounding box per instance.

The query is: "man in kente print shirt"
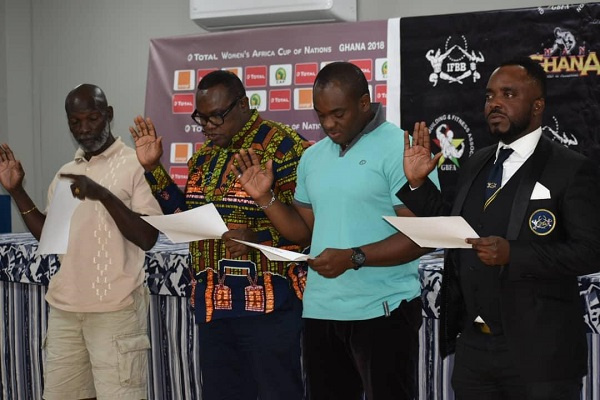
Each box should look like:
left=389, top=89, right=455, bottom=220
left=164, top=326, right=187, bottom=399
left=130, top=70, right=309, bottom=400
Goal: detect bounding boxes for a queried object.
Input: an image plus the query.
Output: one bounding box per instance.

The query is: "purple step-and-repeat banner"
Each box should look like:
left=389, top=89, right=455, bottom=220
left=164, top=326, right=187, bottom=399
left=144, top=20, right=387, bottom=185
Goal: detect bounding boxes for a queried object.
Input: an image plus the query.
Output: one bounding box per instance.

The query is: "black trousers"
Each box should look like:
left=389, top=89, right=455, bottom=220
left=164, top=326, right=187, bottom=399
left=197, top=297, right=304, bottom=400
left=452, top=328, right=582, bottom=400
left=303, top=297, right=422, bottom=400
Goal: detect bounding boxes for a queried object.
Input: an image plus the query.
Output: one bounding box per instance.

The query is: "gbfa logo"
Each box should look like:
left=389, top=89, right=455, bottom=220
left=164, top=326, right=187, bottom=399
left=429, top=114, right=475, bottom=171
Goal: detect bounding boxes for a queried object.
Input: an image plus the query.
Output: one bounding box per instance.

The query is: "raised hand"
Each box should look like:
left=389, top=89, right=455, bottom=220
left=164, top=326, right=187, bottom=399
left=233, top=149, right=275, bottom=204
left=129, top=115, right=163, bottom=171
left=403, top=122, right=441, bottom=188
left=0, top=144, right=25, bottom=193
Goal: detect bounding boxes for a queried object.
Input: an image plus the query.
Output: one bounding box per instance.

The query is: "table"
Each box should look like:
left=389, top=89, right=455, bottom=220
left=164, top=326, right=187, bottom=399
left=1, top=233, right=599, bottom=399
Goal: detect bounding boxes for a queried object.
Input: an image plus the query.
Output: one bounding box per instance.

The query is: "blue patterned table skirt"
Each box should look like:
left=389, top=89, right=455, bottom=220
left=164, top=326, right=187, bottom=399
left=1, top=234, right=599, bottom=399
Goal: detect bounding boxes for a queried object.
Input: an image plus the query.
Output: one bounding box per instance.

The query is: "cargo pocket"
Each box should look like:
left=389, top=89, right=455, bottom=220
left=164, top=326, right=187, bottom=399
left=115, top=332, right=150, bottom=387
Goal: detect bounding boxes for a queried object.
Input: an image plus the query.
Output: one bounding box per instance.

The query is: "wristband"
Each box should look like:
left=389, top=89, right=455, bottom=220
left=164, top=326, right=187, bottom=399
left=20, top=206, right=37, bottom=216
left=255, top=190, right=276, bottom=210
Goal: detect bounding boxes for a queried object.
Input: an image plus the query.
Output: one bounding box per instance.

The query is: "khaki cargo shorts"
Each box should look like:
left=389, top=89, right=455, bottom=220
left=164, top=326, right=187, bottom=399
left=42, top=286, right=150, bottom=400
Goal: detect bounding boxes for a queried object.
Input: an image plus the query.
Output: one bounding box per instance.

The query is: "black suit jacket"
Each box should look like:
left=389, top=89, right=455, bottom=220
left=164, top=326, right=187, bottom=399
left=398, top=135, right=600, bottom=382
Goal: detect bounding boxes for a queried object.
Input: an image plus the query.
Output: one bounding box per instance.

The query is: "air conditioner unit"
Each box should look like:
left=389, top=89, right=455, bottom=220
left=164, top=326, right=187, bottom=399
left=190, top=0, right=357, bottom=31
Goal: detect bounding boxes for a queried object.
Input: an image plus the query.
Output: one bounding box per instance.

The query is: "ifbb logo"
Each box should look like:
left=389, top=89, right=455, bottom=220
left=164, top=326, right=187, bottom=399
left=530, top=27, right=599, bottom=77
left=425, top=36, right=485, bottom=87
left=429, top=114, right=475, bottom=171
left=543, top=116, right=578, bottom=148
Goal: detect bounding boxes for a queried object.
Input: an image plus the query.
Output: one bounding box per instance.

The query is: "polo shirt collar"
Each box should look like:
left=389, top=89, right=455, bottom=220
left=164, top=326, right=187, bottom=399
left=340, top=103, right=384, bottom=156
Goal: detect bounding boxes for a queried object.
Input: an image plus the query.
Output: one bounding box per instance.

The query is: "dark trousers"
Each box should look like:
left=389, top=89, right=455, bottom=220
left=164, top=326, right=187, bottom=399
left=197, top=297, right=304, bottom=400
left=303, top=297, right=422, bottom=400
left=452, top=329, right=582, bottom=400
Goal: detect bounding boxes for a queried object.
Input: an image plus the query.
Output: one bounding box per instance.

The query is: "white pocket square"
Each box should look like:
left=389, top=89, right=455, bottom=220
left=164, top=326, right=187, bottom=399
left=530, top=182, right=551, bottom=200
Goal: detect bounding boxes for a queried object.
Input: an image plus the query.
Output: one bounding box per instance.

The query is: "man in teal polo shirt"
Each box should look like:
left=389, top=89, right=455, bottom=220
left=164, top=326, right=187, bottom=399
left=235, top=61, right=438, bottom=399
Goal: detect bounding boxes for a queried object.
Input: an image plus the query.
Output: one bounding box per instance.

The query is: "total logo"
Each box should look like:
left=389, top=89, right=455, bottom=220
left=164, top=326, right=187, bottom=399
left=429, top=114, right=475, bottom=171
left=168, top=166, right=189, bottom=187
left=270, top=64, right=292, bottom=86
left=349, top=59, right=373, bottom=81
left=530, top=27, right=599, bottom=77
left=374, top=85, right=387, bottom=107
left=295, top=63, right=319, bottom=85
left=425, top=36, right=485, bottom=87
left=543, top=116, right=578, bottom=148
left=269, top=89, right=291, bottom=111
left=172, top=94, right=195, bottom=114
left=245, top=66, right=268, bottom=87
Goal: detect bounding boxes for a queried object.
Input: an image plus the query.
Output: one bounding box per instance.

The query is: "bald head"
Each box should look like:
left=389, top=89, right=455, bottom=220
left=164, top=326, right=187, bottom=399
left=65, top=84, right=109, bottom=114
left=313, top=62, right=369, bottom=102
left=64, top=84, right=114, bottom=158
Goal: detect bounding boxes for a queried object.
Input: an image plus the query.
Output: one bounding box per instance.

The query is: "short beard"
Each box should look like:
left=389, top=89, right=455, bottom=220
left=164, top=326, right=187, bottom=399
left=77, top=123, right=111, bottom=153
left=488, top=118, right=530, bottom=145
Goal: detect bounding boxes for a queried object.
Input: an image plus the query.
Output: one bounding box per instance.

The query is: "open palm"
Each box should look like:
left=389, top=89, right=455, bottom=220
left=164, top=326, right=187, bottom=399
left=0, top=144, right=25, bottom=192
left=233, top=149, right=275, bottom=201
left=403, top=122, right=441, bottom=185
left=129, top=115, right=163, bottom=170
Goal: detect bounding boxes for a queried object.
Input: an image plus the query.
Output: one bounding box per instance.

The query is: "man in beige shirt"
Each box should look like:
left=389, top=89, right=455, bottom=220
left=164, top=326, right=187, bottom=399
left=0, top=84, right=161, bottom=399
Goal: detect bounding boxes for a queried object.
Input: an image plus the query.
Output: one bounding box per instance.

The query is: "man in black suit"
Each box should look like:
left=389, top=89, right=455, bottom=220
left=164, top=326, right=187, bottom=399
left=397, top=57, right=600, bottom=399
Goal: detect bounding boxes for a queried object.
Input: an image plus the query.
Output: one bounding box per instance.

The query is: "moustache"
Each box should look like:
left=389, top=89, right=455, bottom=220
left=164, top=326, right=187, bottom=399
left=487, top=108, right=506, bottom=118
left=77, top=135, right=98, bottom=141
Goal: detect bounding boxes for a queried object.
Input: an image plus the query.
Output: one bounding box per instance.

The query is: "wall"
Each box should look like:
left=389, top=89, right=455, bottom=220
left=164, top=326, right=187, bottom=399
left=0, top=0, right=6, bottom=146
left=0, top=0, right=595, bottom=232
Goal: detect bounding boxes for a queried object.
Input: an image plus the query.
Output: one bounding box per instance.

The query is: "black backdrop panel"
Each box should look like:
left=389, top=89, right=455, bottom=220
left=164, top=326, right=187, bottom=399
left=400, top=4, right=600, bottom=202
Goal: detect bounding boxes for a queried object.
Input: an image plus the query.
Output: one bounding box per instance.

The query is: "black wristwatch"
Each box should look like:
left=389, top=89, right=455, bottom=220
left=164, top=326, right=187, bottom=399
left=351, top=247, right=366, bottom=270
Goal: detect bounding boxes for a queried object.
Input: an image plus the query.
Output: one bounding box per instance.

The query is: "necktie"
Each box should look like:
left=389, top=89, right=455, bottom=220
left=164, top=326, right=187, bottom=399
left=484, top=147, right=513, bottom=209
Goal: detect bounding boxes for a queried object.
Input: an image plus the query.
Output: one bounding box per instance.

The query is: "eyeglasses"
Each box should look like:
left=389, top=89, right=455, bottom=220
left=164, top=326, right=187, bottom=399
left=191, top=96, right=242, bottom=127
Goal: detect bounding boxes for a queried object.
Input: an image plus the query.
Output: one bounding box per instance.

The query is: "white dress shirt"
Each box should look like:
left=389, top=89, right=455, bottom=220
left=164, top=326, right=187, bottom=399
left=495, top=127, right=542, bottom=187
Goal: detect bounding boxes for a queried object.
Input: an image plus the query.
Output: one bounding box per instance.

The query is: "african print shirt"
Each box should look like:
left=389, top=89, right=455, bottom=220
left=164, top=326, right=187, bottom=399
left=145, top=110, right=309, bottom=320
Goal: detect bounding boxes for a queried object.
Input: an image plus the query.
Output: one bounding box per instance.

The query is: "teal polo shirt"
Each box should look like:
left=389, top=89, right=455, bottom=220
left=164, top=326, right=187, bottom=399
left=295, top=106, right=439, bottom=320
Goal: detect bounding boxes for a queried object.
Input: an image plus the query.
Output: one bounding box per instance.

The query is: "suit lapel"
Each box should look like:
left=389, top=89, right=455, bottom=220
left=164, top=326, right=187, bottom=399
left=451, top=146, right=496, bottom=216
left=506, top=137, right=552, bottom=240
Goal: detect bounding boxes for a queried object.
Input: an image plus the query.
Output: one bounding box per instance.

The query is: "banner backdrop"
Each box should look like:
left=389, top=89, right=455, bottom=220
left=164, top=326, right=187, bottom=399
left=392, top=3, right=600, bottom=204
left=144, top=20, right=387, bottom=185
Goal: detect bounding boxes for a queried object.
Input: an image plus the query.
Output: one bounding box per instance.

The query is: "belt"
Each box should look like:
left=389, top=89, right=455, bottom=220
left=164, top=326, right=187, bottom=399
left=474, top=321, right=493, bottom=335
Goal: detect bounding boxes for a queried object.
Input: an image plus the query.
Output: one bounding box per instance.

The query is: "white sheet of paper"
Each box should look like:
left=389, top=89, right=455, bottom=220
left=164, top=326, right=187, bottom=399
left=232, top=239, right=309, bottom=262
left=37, top=179, right=82, bottom=255
left=383, top=216, right=479, bottom=249
left=141, top=203, right=228, bottom=243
